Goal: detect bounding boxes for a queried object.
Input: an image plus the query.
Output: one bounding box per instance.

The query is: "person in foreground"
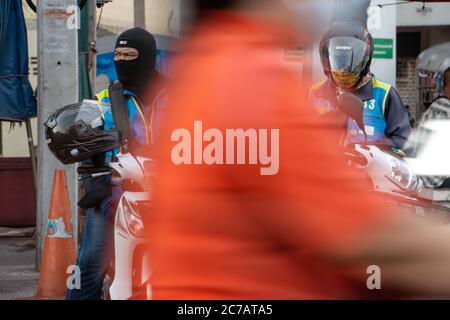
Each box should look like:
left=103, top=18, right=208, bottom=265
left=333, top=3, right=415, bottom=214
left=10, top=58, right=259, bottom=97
left=145, top=0, right=450, bottom=299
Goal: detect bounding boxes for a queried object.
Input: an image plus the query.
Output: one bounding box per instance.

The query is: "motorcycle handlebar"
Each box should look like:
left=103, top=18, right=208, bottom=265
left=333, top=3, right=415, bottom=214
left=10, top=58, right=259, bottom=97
left=77, top=166, right=111, bottom=175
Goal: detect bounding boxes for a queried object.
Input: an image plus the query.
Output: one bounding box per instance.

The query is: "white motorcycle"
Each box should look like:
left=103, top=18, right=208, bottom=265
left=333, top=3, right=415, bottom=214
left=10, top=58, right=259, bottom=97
left=338, top=93, right=449, bottom=217
left=92, top=153, right=153, bottom=300
left=344, top=142, right=450, bottom=221
left=344, top=143, right=422, bottom=197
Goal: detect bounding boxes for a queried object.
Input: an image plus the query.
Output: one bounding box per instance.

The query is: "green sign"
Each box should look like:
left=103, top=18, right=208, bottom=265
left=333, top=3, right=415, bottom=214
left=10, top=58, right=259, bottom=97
left=373, top=38, right=394, bottom=59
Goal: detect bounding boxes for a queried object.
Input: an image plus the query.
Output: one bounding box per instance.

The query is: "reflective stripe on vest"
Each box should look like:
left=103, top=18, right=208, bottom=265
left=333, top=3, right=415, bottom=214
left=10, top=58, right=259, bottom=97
left=96, top=89, right=154, bottom=162
left=96, top=89, right=151, bottom=145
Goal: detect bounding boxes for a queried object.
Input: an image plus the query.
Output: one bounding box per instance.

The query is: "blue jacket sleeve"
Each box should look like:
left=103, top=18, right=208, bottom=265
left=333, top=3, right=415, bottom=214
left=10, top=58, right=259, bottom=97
left=384, top=87, right=411, bottom=149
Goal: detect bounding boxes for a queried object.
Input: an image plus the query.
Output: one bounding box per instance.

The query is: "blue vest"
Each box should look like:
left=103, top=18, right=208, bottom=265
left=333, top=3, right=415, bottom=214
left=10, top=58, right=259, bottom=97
left=96, top=88, right=166, bottom=161
left=311, top=78, right=391, bottom=146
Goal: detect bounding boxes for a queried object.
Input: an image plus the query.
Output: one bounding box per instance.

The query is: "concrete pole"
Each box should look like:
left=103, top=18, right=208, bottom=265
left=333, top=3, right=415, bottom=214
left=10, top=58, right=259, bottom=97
left=89, top=0, right=97, bottom=93
left=134, top=0, right=146, bottom=28
left=36, top=0, right=79, bottom=270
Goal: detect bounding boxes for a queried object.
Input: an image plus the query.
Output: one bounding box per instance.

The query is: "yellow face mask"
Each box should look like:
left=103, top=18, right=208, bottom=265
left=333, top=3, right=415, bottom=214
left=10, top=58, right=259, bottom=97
left=331, top=71, right=361, bottom=90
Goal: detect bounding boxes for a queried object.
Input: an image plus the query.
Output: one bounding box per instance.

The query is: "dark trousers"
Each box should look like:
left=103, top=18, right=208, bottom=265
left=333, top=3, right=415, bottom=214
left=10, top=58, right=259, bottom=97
left=65, top=197, right=115, bottom=300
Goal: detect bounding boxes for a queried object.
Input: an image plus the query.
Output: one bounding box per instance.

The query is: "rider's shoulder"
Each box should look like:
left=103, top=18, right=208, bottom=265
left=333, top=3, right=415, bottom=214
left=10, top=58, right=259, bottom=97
left=372, top=78, right=392, bottom=92
left=95, top=89, right=111, bottom=113
left=432, top=95, right=450, bottom=106
left=96, top=88, right=110, bottom=102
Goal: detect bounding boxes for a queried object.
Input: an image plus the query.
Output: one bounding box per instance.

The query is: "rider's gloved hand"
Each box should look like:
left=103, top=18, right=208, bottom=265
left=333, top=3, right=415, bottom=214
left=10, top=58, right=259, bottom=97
left=78, top=175, right=112, bottom=210
left=78, top=154, right=112, bottom=210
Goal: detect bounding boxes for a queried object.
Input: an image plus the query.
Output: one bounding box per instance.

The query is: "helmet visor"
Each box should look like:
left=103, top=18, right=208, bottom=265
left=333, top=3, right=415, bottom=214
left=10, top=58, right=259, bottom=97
left=328, top=37, right=370, bottom=74
left=46, top=100, right=105, bottom=133
left=328, top=37, right=370, bottom=90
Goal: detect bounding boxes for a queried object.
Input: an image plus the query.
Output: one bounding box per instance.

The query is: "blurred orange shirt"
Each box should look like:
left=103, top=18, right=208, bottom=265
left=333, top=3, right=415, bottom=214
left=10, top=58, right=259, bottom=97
left=146, top=13, right=388, bottom=300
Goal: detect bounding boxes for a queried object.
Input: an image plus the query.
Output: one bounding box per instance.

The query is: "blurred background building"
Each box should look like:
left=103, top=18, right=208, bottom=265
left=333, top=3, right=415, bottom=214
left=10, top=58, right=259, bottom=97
left=396, top=2, right=450, bottom=120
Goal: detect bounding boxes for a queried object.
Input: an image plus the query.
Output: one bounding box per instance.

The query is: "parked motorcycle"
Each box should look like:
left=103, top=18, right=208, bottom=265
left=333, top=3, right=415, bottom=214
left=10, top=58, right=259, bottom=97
left=344, top=143, right=422, bottom=196
left=337, top=92, right=449, bottom=217
left=80, top=153, right=153, bottom=300
left=107, top=153, right=153, bottom=300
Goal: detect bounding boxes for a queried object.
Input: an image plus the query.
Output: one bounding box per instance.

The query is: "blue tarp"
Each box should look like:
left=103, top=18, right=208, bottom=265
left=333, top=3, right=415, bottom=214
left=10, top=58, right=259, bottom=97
left=0, top=0, right=37, bottom=121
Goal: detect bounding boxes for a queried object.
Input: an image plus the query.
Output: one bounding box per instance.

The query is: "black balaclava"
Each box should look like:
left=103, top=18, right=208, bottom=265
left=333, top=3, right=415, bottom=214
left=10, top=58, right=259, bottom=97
left=115, top=27, right=157, bottom=97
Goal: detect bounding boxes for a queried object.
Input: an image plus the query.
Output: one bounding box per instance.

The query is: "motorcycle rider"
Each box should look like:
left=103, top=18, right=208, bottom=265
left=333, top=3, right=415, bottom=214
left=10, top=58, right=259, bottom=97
left=310, top=21, right=411, bottom=153
left=65, top=27, right=167, bottom=300
left=414, top=66, right=450, bottom=189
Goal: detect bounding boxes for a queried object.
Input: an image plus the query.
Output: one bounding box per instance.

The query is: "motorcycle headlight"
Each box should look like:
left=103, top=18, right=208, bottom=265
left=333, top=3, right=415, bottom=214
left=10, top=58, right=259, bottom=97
left=388, top=156, right=420, bottom=192
left=122, top=199, right=145, bottom=238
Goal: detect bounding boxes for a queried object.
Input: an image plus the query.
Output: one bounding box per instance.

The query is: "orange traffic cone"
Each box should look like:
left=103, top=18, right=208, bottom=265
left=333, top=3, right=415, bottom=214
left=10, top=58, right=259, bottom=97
left=35, top=169, right=76, bottom=299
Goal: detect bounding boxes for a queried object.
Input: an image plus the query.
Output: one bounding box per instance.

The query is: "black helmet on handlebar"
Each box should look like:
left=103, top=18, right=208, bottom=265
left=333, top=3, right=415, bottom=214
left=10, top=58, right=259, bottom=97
left=319, top=21, right=373, bottom=90
left=45, top=100, right=121, bottom=165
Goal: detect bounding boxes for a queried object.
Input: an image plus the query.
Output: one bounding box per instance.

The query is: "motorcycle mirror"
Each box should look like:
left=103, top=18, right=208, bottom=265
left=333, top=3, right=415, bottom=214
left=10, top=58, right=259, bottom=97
left=337, top=92, right=366, bottom=138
